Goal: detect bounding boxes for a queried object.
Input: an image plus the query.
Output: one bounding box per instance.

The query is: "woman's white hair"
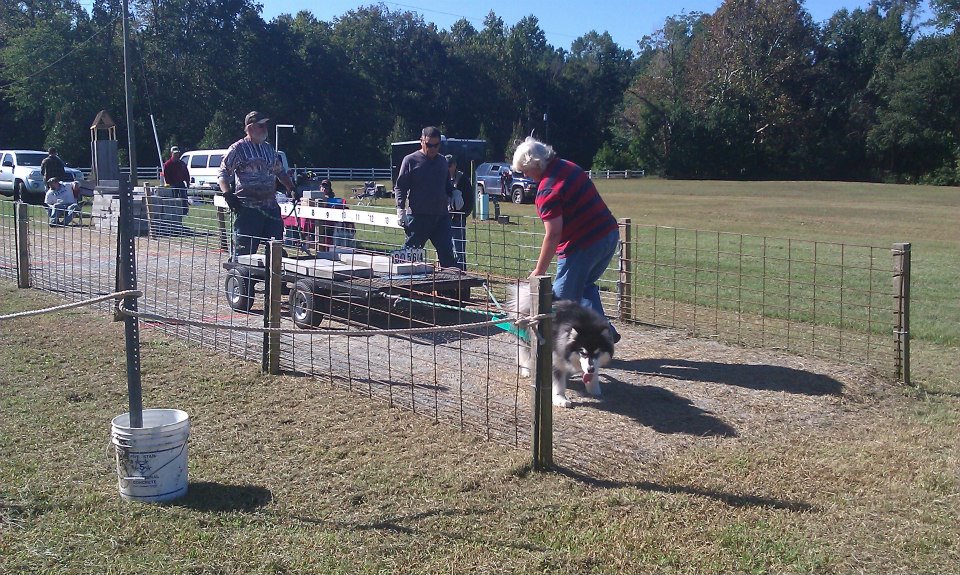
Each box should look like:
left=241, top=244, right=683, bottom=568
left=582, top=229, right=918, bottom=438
left=512, top=137, right=556, bottom=173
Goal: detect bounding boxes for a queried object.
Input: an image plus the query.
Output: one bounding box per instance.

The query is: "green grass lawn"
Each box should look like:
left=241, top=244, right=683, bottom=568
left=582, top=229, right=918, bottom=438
left=3, top=178, right=960, bottom=573
left=493, top=179, right=960, bottom=390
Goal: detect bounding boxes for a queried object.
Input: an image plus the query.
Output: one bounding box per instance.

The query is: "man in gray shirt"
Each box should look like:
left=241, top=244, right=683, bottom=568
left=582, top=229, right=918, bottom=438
left=218, top=111, right=295, bottom=259
left=395, top=126, right=457, bottom=268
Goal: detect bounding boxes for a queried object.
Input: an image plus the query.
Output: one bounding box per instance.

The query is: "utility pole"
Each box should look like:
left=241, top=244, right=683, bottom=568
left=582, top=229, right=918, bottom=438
left=122, top=0, right=138, bottom=186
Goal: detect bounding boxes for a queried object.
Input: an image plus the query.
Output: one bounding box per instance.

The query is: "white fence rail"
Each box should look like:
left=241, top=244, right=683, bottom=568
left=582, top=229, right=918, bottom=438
left=79, top=167, right=393, bottom=181
left=587, top=169, right=645, bottom=179
left=79, top=166, right=642, bottom=182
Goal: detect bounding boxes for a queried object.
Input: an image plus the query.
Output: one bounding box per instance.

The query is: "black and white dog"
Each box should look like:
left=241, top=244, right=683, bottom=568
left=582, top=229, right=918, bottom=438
left=507, top=283, right=616, bottom=408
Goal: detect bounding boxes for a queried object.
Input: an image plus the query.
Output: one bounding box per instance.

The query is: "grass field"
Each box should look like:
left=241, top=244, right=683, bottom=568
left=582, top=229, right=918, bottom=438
left=321, top=178, right=960, bottom=345
left=7, top=178, right=958, bottom=391
left=2, top=280, right=959, bottom=574
left=495, top=179, right=960, bottom=392
left=3, top=179, right=959, bottom=573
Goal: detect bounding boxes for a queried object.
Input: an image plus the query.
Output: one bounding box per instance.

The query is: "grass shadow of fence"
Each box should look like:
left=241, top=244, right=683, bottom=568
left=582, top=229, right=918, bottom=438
left=552, top=465, right=817, bottom=512
left=610, top=358, right=843, bottom=396
left=174, top=482, right=272, bottom=512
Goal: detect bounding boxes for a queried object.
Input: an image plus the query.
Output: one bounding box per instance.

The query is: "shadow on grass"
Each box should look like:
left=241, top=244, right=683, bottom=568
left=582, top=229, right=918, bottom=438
left=553, top=465, right=816, bottom=512
left=175, top=482, right=272, bottom=512
left=586, top=378, right=738, bottom=437
left=292, top=507, right=548, bottom=552
left=611, top=357, right=843, bottom=396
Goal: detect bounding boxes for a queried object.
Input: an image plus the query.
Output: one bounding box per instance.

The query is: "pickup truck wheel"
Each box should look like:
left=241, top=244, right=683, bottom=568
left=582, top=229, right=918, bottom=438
left=512, top=186, right=525, bottom=204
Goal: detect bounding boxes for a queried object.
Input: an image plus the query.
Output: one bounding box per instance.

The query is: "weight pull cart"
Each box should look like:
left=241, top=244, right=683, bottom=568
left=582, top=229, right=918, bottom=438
left=222, top=252, right=485, bottom=329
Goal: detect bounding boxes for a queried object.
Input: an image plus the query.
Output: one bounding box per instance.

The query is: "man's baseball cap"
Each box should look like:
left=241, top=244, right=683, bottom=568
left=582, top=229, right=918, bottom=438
left=170, top=146, right=180, bottom=153
left=244, top=111, right=269, bottom=127
left=46, top=177, right=59, bottom=185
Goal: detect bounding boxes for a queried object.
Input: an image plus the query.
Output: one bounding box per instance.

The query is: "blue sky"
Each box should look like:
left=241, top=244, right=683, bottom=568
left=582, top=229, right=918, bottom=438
left=259, top=0, right=889, bottom=50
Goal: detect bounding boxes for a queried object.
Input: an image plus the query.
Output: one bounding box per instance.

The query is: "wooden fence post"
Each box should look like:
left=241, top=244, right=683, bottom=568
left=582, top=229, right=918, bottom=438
left=15, top=203, right=30, bottom=289
left=618, top=218, right=633, bottom=322
left=893, top=243, right=911, bottom=385
left=530, top=276, right=554, bottom=470
left=263, top=240, right=283, bottom=375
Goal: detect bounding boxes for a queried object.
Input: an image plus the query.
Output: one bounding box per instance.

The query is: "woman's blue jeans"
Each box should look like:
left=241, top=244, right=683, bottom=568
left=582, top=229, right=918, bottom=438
left=552, top=228, right=620, bottom=322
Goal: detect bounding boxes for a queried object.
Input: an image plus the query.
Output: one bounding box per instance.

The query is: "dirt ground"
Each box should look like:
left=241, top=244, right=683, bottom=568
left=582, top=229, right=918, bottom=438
left=547, top=319, right=896, bottom=477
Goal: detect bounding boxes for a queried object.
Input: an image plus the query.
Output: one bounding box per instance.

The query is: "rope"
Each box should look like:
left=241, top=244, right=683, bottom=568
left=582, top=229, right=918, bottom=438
left=0, top=290, right=143, bottom=322
left=116, top=300, right=551, bottom=337
left=383, top=293, right=505, bottom=317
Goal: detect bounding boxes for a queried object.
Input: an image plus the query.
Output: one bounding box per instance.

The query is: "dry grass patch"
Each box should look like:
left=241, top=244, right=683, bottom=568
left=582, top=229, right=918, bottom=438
left=1, top=282, right=958, bottom=574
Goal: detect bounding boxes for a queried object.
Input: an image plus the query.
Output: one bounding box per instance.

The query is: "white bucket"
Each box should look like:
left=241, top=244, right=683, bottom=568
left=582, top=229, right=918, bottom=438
left=111, top=408, right=190, bottom=503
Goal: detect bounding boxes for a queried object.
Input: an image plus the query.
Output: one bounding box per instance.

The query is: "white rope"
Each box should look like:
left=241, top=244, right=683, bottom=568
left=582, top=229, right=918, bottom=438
left=0, top=290, right=143, bottom=322
left=116, top=301, right=550, bottom=337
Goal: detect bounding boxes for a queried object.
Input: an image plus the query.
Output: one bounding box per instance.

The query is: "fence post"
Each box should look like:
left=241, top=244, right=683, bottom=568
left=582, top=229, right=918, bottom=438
left=143, top=185, right=155, bottom=239
left=216, top=206, right=230, bottom=252
left=893, top=243, right=911, bottom=385
left=117, top=174, right=143, bottom=427
left=618, top=217, right=633, bottom=322
left=262, top=240, right=283, bottom=375
left=14, top=203, right=30, bottom=288
left=530, top=276, right=554, bottom=470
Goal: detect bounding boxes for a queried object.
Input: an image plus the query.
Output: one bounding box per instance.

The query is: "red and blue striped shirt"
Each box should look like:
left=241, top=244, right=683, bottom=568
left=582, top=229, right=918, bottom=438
left=535, top=158, right=618, bottom=258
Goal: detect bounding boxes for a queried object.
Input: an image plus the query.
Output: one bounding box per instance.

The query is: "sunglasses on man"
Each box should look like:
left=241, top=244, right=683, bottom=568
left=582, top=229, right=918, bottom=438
left=423, top=140, right=440, bottom=149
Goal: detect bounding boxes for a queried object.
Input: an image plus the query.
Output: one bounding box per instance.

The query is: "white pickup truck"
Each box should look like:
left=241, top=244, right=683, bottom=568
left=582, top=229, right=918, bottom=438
left=179, top=148, right=290, bottom=191
left=0, top=150, right=84, bottom=202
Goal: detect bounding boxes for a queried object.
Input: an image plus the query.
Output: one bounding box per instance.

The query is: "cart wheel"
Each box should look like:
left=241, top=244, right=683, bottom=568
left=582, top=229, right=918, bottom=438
left=290, top=279, right=324, bottom=328
left=225, top=266, right=255, bottom=311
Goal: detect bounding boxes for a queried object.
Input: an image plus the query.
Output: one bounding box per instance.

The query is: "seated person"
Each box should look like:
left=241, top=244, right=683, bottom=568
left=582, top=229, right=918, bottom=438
left=44, top=177, right=79, bottom=227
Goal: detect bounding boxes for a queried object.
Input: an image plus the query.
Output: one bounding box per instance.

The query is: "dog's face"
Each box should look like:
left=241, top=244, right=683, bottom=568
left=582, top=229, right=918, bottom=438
left=569, top=327, right=614, bottom=375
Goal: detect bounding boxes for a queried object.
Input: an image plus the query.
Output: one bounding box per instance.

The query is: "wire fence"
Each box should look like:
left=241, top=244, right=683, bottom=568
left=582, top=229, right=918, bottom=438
left=0, top=188, right=908, bottom=474
left=619, top=223, right=901, bottom=373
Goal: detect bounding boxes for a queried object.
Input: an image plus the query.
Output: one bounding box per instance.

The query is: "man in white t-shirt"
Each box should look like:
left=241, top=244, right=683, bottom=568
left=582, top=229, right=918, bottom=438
left=43, top=177, right=79, bottom=227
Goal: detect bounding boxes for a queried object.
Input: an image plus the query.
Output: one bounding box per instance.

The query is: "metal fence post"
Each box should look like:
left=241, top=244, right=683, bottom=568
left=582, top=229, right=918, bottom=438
left=263, top=240, right=283, bottom=375
left=893, top=243, right=911, bottom=385
left=216, top=206, right=230, bottom=252
left=117, top=174, right=143, bottom=427
left=618, top=217, right=633, bottom=322
left=14, top=203, right=30, bottom=288
left=530, top=276, right=553, bottom=470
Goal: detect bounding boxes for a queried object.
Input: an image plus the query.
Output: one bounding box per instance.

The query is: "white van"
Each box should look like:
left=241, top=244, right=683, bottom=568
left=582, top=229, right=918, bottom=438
left=180, top=148, right=289, bottom=190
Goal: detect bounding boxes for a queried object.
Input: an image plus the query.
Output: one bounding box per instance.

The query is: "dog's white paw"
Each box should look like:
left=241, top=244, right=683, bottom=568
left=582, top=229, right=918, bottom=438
left=553, top=394, right=573, bottom=408
left=519, top=366, right=531, bottom=378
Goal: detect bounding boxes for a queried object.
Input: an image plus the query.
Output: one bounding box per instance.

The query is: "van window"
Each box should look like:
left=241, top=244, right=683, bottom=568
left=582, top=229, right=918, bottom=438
left=208, top=154, right=223, bottom=168
left=190, top=154, right=208, bottom=169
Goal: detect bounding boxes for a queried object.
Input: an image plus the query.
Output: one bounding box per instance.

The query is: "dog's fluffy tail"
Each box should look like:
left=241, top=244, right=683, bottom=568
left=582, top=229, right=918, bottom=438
left=505, top=282, right=532, bottom=318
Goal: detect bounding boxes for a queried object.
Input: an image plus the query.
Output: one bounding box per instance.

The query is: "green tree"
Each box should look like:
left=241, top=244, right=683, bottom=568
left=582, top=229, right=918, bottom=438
left=867, top=33, right=960, bottom=183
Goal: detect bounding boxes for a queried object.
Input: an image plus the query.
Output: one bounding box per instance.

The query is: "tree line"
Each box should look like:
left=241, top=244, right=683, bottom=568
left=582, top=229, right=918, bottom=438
left=1, top=0, right=957, bottom=184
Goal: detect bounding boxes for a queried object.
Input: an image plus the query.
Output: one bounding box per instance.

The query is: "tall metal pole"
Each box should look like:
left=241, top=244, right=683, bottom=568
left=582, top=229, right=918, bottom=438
left=118, top=174, right=143, bottom=427
left=122, top=0, right=139, bottom=186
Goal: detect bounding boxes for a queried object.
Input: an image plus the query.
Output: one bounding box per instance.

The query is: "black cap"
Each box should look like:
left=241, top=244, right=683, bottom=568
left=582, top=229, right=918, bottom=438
left=244, top=111, right=269, bottom=127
